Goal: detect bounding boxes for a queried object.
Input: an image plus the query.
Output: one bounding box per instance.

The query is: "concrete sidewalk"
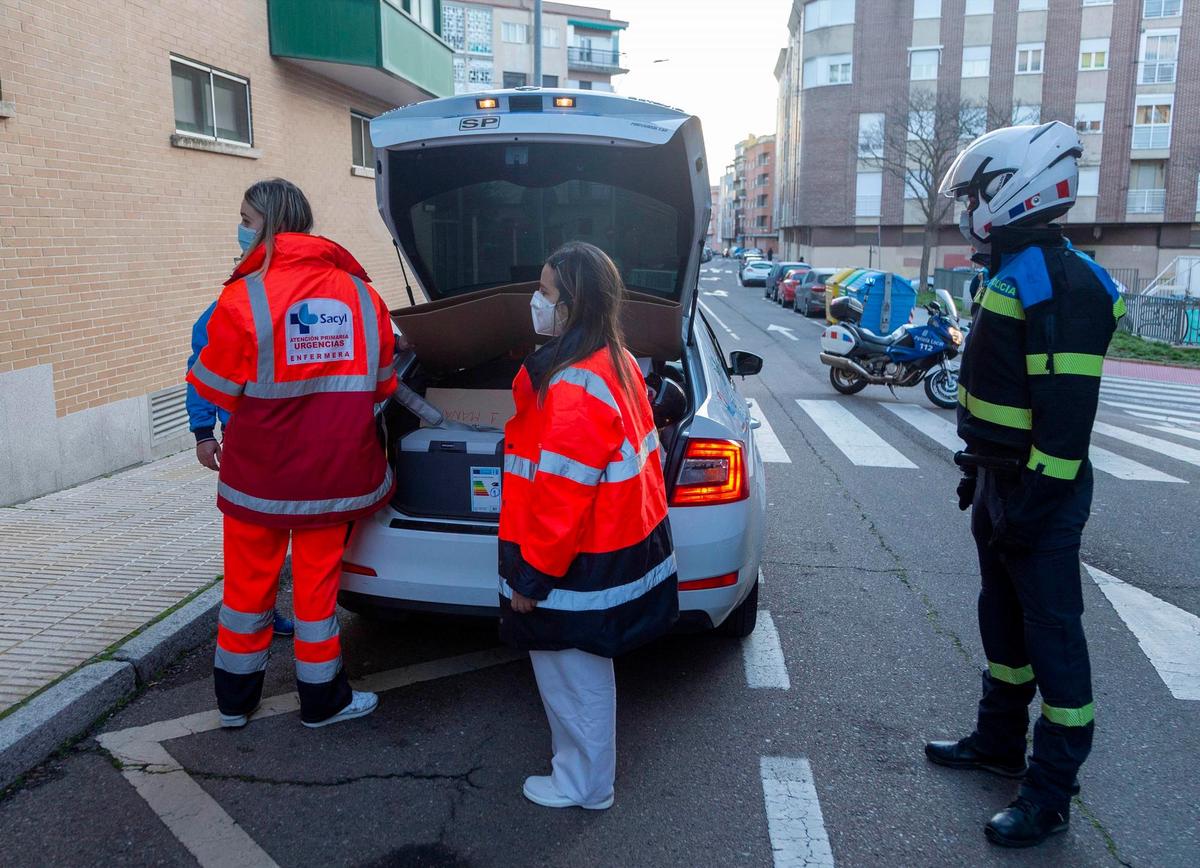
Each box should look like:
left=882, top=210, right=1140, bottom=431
left=0, top=452, right=222, bottom=715
left=1103, top=357, right=1200, bottom=385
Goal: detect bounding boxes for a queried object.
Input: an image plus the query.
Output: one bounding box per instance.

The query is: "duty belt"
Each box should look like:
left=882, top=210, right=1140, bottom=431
left=954, top=450, right=1022, bottom=472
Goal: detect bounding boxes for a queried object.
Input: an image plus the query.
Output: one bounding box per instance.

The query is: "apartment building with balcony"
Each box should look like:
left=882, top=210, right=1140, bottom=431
left=774, top=0, right=1200, bottom=281
left=0, top=0, right=454, bottom=504
left=441, top=1, right=628, bottom=93
left=706, top=184, right=721, bottom=251
left=737, top=134, right=778, bottom=255
left=718, top=167, right=739, bottom=251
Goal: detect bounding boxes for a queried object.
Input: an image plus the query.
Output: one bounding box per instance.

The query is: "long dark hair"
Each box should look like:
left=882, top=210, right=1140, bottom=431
left=243, top=178, right=314, bottom=274
left=539, top=242, right=635, bottom=403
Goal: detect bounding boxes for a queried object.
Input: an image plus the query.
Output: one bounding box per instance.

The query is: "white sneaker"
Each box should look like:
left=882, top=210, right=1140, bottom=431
left=302, top=690, right=379, bottom=729
left=522, top=775, right=614, bottom=810
left=219, top=703, right=260, bottom=729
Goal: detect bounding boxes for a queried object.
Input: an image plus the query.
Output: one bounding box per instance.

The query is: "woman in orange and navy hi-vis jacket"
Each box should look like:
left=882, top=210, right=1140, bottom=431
left=187, top=178, right=397, bottom=730
left=499, top=241, right=678, bottom=811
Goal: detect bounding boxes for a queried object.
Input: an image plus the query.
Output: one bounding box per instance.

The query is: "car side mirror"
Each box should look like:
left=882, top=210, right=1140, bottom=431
left=729, top=351, right=763, bottom=377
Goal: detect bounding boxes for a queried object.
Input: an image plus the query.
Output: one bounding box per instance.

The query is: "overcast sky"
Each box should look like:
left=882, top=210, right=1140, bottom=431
left=605, top=0, right=793, bottom=186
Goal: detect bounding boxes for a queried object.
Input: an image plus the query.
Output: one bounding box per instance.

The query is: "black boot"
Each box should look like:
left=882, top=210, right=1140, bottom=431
left=985, top=796, right=1069, bottom=847
left=925, top=736, right=1027, bottom=778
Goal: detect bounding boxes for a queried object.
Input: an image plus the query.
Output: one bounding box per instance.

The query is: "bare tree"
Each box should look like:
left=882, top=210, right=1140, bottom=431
left=858, top=90, right=1017, bottom=292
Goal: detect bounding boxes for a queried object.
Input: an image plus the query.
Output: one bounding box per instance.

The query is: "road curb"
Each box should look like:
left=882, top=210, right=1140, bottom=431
left=0, top=661, right=136, bottom=791
left=112, top=581, right=224, bottom=684
left=1, top=581, right=225, bottom=793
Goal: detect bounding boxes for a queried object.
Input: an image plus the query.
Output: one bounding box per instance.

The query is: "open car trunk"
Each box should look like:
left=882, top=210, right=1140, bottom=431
left=368, top=90, right=710, bottom=524
left=380, top=349, right=691, bottom=523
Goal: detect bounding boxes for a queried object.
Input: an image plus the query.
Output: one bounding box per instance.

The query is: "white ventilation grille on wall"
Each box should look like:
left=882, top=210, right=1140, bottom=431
left=149, top=384, right=190, bottom=443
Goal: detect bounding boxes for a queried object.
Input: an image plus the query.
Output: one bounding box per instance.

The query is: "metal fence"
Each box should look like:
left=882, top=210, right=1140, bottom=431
left=933, top=268, right=978, bottom=307
left=1107, top=267, right=1148, bottom=294
left=1119, top=292, right=1200, bottom=346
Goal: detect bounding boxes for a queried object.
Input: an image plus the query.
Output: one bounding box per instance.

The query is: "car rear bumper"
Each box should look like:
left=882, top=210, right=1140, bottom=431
left=339, top=501, right=760, bottom=630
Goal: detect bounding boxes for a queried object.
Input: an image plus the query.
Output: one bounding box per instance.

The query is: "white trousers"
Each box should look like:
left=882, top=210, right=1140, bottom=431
left=529, top=648, right=617, bottom=805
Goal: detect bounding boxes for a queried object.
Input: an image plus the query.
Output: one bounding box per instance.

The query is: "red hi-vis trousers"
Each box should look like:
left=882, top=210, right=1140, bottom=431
left=215, top=516, right=352, bottom=723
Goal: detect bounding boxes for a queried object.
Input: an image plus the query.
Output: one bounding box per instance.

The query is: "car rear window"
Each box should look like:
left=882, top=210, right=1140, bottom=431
left=388, top=140, right=694, bottom=299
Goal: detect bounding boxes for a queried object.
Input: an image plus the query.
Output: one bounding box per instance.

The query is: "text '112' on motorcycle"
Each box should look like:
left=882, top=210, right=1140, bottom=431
left=818, top=289, right=966, bottom=409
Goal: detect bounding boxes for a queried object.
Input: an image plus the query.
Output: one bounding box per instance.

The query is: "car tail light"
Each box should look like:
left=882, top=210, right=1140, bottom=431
left=342, top=561, right=377, bottom=577
left=679, top=572, right=739, bottom=591
left=812, top=284, right=826, bottom=293
left=671, top=439, right=748, bottom=506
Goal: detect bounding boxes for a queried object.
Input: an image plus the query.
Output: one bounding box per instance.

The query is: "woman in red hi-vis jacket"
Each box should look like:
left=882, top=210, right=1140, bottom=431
left=499, top=242, right=679, bottom=810
left=187, top=178, right=398, bottom=729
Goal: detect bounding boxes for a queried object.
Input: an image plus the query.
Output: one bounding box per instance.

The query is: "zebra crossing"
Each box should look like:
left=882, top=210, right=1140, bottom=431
left=1099, top=375, right=1200, bottom=427
left=752, top=392, right=1200, bottom=483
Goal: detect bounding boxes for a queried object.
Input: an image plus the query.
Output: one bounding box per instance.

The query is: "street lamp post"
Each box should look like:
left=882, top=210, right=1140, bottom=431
left=533, top=0, right=542, bottom=87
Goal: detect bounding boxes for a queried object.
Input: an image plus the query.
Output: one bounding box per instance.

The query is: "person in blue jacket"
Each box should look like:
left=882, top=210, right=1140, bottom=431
left=185, top=206, right=295, bottom=637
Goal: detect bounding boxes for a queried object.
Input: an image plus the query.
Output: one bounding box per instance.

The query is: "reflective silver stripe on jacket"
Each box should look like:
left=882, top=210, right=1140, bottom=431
left=294, top=614, right=340, bottom=644
left=192, top=356, right=244, bottom=398
left=218, top=605, right=275, bottom=635
left=214, top=646, right=270, bottom=675
left=536, top=450, right=604, bottom=486
left=296, top=657, right=342, bottom=684
left=350, top=275, right=380, bottom=382
left=377, top=359, right=397, bottom=382
left=549, top=366, right=619, bottom=412
left=218, top=466, right=394, bottom=516
left=499, top=553, right=677, bottom=612
left=603, top=430, right=660, bottom=484
left=244, top=274, right=275, bottom=385
left=504, top=454, right=537, bottom=481
left=243, top=375, right=375, bottom=399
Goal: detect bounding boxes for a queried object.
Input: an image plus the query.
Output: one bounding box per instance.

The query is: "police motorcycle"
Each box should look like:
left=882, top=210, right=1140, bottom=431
left=818, top=288, right=965, bottom=409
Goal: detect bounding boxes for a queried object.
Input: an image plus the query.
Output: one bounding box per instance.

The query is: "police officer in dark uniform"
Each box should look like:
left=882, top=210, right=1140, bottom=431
left=925, top=121, right=1125, bottom=847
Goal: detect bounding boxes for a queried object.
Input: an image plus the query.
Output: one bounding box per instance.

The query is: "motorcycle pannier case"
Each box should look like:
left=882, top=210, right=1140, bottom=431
left=829, top=295, right=863, bottom=323
left=820, top=324, right=859, bottom=355
left=393, top=427, right=505, bottom=520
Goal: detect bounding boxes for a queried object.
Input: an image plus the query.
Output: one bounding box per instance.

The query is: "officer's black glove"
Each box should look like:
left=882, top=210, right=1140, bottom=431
left=991, top=469, right=1071, bottom=553
left=956, top=471, right=977, bottom=511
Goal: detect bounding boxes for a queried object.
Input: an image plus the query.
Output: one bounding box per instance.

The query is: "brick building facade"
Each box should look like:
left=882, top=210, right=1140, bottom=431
left=0, top=0, right=453, bottom=504
left=724, top=133, right=776, bottom=256
left=774, top=0, right=1200, bottom=281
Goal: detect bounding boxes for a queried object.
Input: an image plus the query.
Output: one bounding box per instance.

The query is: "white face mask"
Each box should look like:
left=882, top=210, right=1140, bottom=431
left=530, top=290, right=566, bottom=337
left=959, top=209, right=990, bottom=257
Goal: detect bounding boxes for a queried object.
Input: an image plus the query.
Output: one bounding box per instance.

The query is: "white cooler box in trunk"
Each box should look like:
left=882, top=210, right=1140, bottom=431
left=393, top=427, right=505, bottom=520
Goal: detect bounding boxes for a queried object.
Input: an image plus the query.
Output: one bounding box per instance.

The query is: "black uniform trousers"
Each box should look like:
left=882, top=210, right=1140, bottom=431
left=969, top=463, right=1095, bottom=814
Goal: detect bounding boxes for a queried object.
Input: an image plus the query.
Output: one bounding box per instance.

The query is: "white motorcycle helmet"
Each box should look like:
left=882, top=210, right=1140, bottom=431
left=939, top=121, right=1083, bottom=251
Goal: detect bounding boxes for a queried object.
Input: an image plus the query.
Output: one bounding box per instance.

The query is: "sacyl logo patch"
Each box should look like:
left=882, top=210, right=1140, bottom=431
left=285, top=298, right=355, bottom=365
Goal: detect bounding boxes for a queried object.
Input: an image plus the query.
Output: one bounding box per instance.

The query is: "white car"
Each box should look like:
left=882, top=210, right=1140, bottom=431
left=739, top=260, right=773, bottom=287
left=338, top=89, right=767, bottom=637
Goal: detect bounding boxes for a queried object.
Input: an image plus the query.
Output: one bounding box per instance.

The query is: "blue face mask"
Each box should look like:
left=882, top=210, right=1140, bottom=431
left=237, top=223, right=257, bottom=254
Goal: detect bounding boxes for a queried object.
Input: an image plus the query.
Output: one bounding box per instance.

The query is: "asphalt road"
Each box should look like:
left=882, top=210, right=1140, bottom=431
left=2, top=261, right=1197, bottom=867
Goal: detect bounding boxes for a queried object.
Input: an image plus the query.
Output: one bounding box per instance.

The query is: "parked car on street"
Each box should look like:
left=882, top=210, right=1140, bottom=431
left=339, top=89, right=768, bottom=638
left=739, top=260, right=773, bottom=287
left=763, top=261, right=808, bottom=301
left=793, top=268, right=843, bottom=317
left=776, top=267, right=809, bottom=308
left=737, top=248, right=763, bottom=265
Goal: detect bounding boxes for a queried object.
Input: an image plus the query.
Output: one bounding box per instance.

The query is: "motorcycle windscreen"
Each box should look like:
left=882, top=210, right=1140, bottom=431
left=382, top=137, right=696, bottom=305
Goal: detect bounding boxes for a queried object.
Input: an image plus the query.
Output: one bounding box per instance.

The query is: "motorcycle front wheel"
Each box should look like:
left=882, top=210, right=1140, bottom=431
left=829, top=366, right=868, bottom=395
left=924, top=368, right=958, bottom=409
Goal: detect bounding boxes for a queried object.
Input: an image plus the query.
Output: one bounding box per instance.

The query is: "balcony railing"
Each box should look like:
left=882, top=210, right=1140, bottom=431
left=568, top=46, right=623, bottom=69
left=1140, top=61, right=1177, bottom=84
left=1127, top=189, right=1167, bottom=214
left=1132, top=125, right=1172, bottom=150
